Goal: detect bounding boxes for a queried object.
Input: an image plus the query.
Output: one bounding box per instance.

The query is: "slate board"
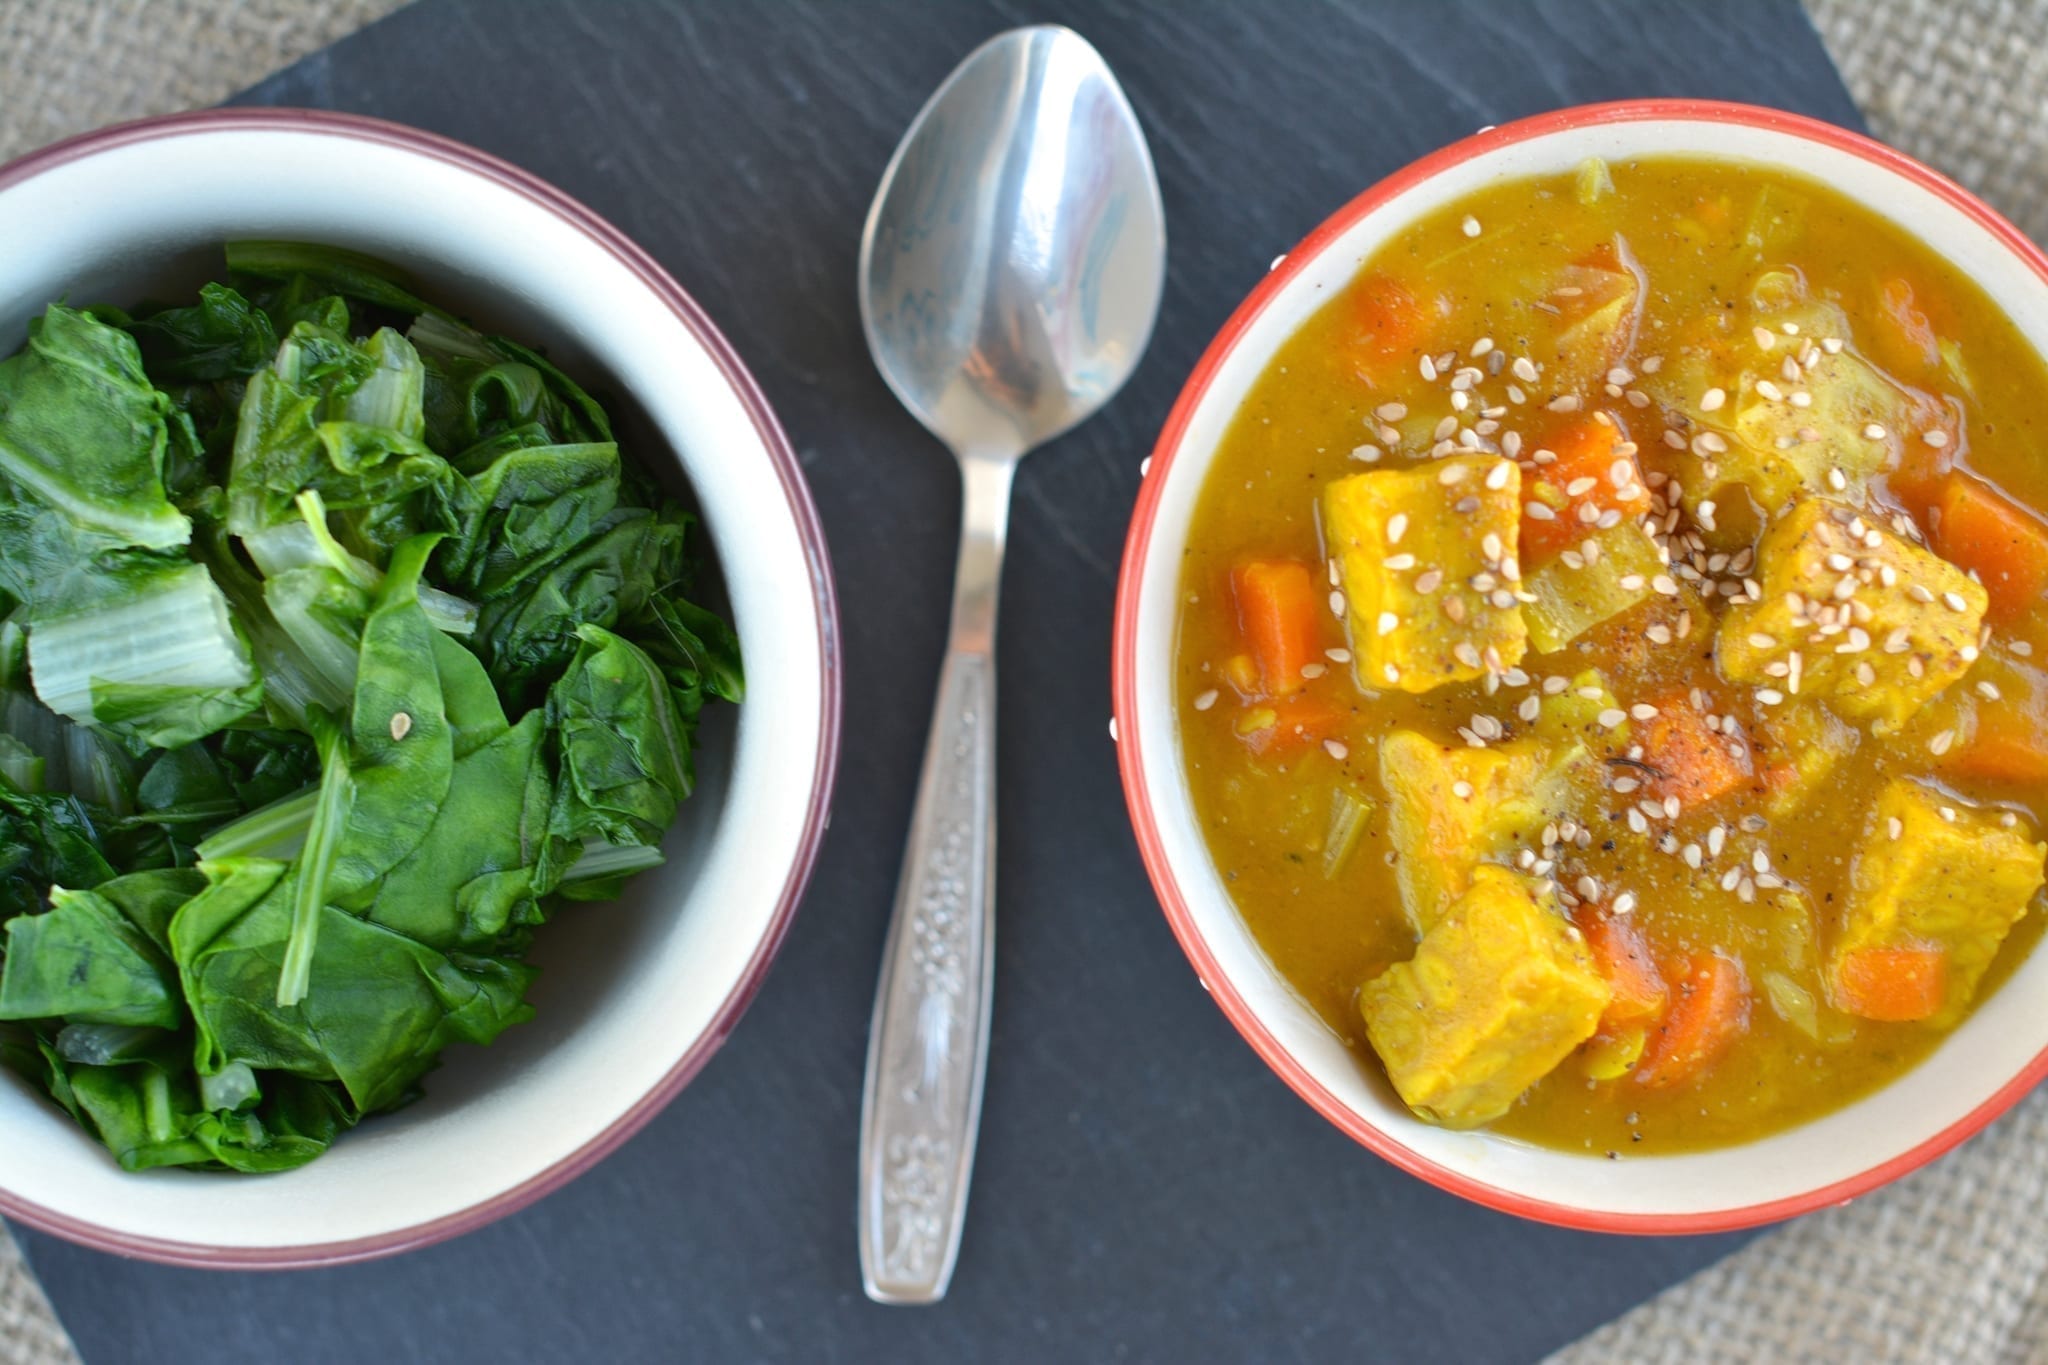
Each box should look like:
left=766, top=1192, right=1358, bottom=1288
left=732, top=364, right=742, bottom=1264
left=18, top=2, right=1867, bottom=1361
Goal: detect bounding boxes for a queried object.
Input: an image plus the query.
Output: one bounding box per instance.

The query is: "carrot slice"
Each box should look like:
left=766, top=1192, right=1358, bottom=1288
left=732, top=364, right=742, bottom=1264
left=1231, top=560, right=1321, bottom=697
left=1575, top=910, right=1669, bottom=1028
left=1343, top=272, right=1436, bottom=385
left=1929, top=473, right=2048, bottom=622
left=1634, top=954, right=1749, bottom=1088
left=1518, top=412, right=1647, bottom=564
left=1947, top=705, right=2048, bottom=786
left=1638, top=691, right=1750, bottom=807
left=1834, top=946, right=1946, bottom=1023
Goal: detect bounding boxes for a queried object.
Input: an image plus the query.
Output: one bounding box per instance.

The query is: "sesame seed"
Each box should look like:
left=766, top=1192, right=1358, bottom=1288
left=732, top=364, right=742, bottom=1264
left=1325, top=647, right=1352, bottom=664
left=1454, top=642, right=1483, bottom=669
left=1753, top=326, right=1776, bottom=350
left=1462, top=215, right=1481, bottom=238
left=1942, top=590, right=1969, bottom=612
left=1518, top=695, right=1541, bottom=722
left=1437, top=461, right=1467, bottom=485
left=1756, top=379, right=1784, bottom=401
left=390, top=711, right=413, bottom=741
left=1978, top=680, right=2003, bottom=701
left=1330, top=590, right=1347, bottom=618
left=1682, top=843, right=1703, bottom=868
left=1323, top=739, right=1349, bottom=762
left=1908, top=584, right=1935, bottom=604
left=1420, top=354, right=1438, bottom=381
left=1930, top=729, right=1955, bottom=756
left=1384, top=662, right=1400, bottom=684
left=1452, top=780, right=1475, bottom=799
left=1887, top=816, right=1904, bottom=840
left=1664, top=796, right=1681, bottom=819
left=1721, top=866, right=1743, bottom=891
left=1598, top=708, right=1627, bottom=729
left=1924, top=430, right=1950, bottom=448
left=1351, top=443, right=1382, bottom=462
left=1193, top=689, right=1219, bottom=711
left=1525, top=501, right=1557, bottom=522
left=1630, top=703, right=1659, bottom=721
left=1757, top=688, right=1785, bottom=706
left=1375, top=402, right=1407, bottom=422
left=1484, top=460, right=1513, bottom=491
left=1863, top=423, right=1888, bottom=440
left=1547, top=395, right=1582, bottom=413
left=1299, top=663, right=1327, bottom=680
left=1384, top=553, right=1417, bottom=571
left=1565, top=476, right=1598, bottom=497
left=1939, top=805, right=1958, bottom=823
left=1376, top=611, right=1398, bottom=636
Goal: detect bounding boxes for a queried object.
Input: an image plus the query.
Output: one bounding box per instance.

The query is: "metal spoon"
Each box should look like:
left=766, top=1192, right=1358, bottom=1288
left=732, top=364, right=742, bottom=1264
left=855, top=24, right=1165, bottom=1306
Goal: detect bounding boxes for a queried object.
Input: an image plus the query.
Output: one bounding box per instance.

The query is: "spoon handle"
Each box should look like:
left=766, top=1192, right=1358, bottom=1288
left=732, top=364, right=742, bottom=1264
left=859, top=455, right=1013, bottom=1305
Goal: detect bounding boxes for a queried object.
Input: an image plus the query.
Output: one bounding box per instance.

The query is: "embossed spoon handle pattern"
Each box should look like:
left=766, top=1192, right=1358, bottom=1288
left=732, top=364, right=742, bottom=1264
left=858, top=457, right=1008, bottom=1305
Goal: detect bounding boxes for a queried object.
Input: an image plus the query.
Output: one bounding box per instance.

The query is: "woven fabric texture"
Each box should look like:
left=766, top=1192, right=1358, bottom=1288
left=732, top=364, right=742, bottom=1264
left=1, top=2, right=2046, bottom=1363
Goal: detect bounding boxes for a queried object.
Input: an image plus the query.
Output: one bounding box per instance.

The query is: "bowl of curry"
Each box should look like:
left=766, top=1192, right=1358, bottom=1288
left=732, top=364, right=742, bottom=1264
left=1114, top=100, right=2048, bottom=1231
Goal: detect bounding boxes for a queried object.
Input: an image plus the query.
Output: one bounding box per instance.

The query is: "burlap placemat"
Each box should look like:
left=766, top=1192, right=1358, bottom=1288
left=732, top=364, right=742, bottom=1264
left=2, top=2, right=2044, bottom=1362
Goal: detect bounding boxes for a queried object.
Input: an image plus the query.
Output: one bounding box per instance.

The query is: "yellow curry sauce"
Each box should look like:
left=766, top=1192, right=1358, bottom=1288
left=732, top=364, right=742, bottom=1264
left=1176, top=157, right=2048, bottom=1155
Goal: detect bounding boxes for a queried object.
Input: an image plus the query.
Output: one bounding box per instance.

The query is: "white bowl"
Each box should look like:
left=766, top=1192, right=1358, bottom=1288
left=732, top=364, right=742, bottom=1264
left=0, top=110, right=840, bottom=1265
left=1113, top=100, right=2048, bottom=1232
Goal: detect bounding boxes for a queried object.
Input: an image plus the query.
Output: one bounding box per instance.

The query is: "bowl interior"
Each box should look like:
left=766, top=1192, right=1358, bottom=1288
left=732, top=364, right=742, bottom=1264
left=1123, top=107, right=2048, bottom=1228
left=0, top=117, right=829, bottom=1258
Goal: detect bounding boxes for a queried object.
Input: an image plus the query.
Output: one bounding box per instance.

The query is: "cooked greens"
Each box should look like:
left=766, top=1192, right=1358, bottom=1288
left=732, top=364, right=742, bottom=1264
left=0, top=246, right=740, bottom=1173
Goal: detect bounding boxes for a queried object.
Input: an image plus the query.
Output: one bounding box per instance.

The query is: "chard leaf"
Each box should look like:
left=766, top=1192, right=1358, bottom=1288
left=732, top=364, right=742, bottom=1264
left=472, top=508, right=681, bottom=703
left=59, top=1056, right=352, bottom=1173
left=0, top=305, right=190, bottom=553
left=25, top=556, right=261, bottom=747
left=539, top=624, right=691, bottom=892
left=436, top=443, right=621, bottom=597
left=370, top=710, right=549, bottom=949
left=0, top=883, right=181, bottom=1029
left=225, top=241, right=438, bottom=319
left=124, top=283, right=278, bottom=383
left=173, top=857, right=534, bottom=1114
left=322, top=536, right=451, bottom=905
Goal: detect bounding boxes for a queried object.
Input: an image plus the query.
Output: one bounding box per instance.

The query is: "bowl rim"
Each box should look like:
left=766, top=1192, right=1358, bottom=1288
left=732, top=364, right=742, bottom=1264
left=0, top=107, right=843, bottom=1268
left=1111, top=96, right=2048, bottom=1235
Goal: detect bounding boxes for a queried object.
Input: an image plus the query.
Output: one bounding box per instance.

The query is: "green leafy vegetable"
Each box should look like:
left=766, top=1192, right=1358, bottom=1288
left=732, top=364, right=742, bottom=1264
left=0, top=245, right=739, bottom=1173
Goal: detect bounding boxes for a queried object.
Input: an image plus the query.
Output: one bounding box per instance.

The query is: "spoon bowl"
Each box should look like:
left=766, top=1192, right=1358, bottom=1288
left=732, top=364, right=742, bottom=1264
left=855, top=24, right=1163, bottom=1306
left=860, top=24, right=1165, bottom=460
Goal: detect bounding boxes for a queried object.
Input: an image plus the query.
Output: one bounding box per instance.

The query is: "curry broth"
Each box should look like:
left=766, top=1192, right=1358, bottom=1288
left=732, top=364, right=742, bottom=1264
left=1176, top=157, right=2048, bottom=1154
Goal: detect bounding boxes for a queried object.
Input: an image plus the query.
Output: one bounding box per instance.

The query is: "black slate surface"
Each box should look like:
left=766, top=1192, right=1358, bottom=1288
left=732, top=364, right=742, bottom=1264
left=19, top=2, right=1867, bottom=1361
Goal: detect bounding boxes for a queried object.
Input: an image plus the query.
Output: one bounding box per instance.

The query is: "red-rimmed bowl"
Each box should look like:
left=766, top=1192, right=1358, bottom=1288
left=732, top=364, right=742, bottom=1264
left=0, top=110, right=839, bottom=1266
left=1113, top=99, right=2048, bottom=1233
